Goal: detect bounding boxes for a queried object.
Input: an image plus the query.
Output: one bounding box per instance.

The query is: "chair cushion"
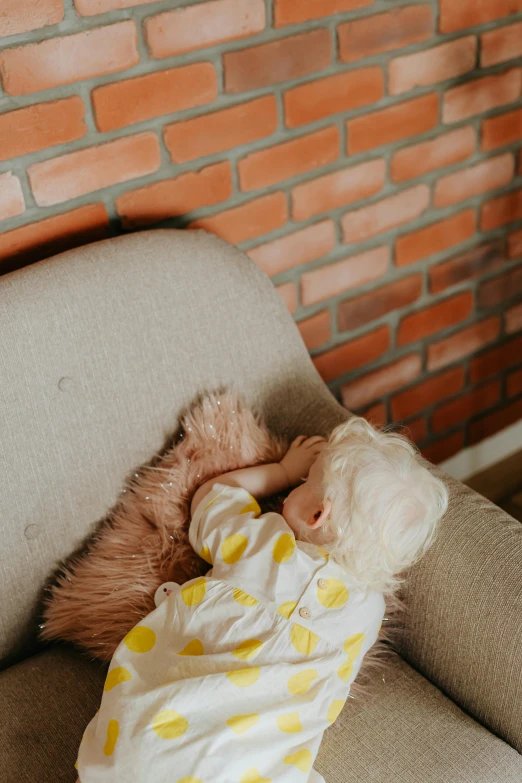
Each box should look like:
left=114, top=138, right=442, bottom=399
left=2, top=646, right=520, bottom=783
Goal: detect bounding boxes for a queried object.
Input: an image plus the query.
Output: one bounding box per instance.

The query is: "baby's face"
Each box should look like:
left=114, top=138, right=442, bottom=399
left=281, top=452, right=327, bottom=538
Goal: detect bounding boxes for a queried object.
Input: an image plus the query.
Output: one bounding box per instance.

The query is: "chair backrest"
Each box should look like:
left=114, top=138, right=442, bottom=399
left=0, top=228, right=346, bottom=665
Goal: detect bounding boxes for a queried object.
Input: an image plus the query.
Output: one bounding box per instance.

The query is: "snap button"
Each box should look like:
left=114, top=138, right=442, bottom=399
left=299, top=607, right=311, bottom=619
left=317, top=578, right=327, bottom=590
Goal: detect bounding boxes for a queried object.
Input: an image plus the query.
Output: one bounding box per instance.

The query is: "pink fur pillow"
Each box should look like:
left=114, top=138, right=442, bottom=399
left=41, top=386, right=400, bottom=700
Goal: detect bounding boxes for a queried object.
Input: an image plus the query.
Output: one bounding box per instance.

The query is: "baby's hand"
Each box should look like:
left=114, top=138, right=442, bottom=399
left=279, top=435, right=327, bottom=486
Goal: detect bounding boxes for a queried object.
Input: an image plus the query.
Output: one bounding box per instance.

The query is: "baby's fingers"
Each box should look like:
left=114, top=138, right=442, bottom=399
left=304, top=436, right=327, bottom=448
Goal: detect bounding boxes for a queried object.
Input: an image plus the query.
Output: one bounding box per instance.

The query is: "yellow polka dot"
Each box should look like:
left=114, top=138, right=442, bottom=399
left=284, top=749, right=313, bottom=773
left=317, top=578, right=349, bottom=609
left=152, top=709, right=188, bottom=740
left=176, top=778, right=204, bottom=783
left=276, top=711, right=302, bottom=733
left=277, top=600, right=297, bottom=618
left=103, top=719, right=119, bottom=756
left=273, top=533, right=296, bottom=564
left=177, top=639, right=204, bottom=656
left=226, top=667, right=260, bottom=687
left=337, top=656, right=353, bottom=683
left=240, top=497, right=261, bottom=516
left=287, top=669, right=319, bottom=695
left=104, top=666, right=132, bottom=691
left=226, top=713, right=260, bottom=734
left=74, top=759, right=78, bottom=769
left=231, top=639, right=263, bottom=660
left=316, top=546, right=329, bottom=560
left=344, top=632, right=365, bottom=658
left=123, top=626, right=156, bottom=653
left=233, top=588, right=259, bottom=607
left=181, top=577, right=206, bottom=606
left=200, top=545, right=213, bottom=564
left=222, top=534, right=248, bottom=564
left=240, top=769, right=271, bottom=783
left=290, top=624, right=319, bottom=656
left=327, top=700, right=345, bottom=724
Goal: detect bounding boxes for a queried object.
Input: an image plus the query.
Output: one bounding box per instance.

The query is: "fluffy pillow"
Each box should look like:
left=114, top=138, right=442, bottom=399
left=40, top=386, right=402, bottom=701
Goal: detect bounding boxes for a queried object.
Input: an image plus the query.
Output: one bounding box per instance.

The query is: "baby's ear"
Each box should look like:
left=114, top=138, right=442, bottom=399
left=306, top=499, right=332, bottom=529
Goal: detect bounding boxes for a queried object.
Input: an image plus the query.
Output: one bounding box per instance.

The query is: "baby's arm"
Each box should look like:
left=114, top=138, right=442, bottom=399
left=190, top=435, right=327, bottom=517
left=190, top=462, right=290, bottom=517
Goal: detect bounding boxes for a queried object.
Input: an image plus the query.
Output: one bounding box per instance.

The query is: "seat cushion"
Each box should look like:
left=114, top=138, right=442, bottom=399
left=2, top=647, right=520, bottom=783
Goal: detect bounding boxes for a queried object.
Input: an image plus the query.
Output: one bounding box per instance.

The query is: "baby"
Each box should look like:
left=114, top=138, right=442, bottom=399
left=75, top=416, right=448, bottom=783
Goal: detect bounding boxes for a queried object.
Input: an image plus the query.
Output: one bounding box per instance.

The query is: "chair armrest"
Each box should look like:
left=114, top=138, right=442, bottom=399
left=394, top=467, right=522, bottom=753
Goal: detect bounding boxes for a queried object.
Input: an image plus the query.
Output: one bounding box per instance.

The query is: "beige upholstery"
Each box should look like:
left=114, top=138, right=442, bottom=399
left=1, top=229, right=521, bottom=781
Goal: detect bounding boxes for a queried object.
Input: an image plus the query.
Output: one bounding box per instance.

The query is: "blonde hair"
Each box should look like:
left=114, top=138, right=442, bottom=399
left=301, top=416, right=449, bottom=595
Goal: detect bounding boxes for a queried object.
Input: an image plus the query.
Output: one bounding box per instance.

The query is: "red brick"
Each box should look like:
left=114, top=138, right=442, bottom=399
left=481, top=188, right=522, bottom=230
left=440, top=0, right=522, bottom=33
left=297, top=310, right=331, bottom=351
left=396, top=209, right=476, bottom=267
left=468, top=396, right=522, bottom=445
left=115, top=161, right=233, bottom=229
left=0, top=98, right=86, bottom=164
left=391, top=127, right=475, bottom=183
left=341, top=354, right=422, bottom=409
left=341, top=184, right=429, bottom=244
left=164, top=96, right=278, bottom=164
left=301, top=246, right=389, bottom=306
left=291, top=159, right=385, bottom=222
left=507, top=368, right=522, bottom=397
left=0, top=204, right=109, bottom=274
left=0, top=0, right=62, bottom=36
left=247, top=220, right=335, bottom=276
left=478, top=267, right=522, bottom=308
left=0, top=173, right=25, bottom=222
left=389, top=36, right=476, bottom=96
left=276, top=282, right=297, bottom=313
left=347, top=93, right=439, bottom=154
left=506, top=303, right=522, bottom=334
left=482, top=108, right=522, bottom=151
left=397, top=292, right=473, bottom=347
left=92, top=63, right=217, bottom=133
left=481, top=21, right=522, bottom=66
left=223, top=28, right=331, bottom=94
left=402, top=416, right=428, bottom=444
left=313, top=325, right=389, bottom=384
left=238, top=126, right=339, bottom=192
left=338, top=274, right=422, bottom=332
left=75, top=0, right=159, bottom=14
left=442, top=68, right=522, bottom=124
left=144, top=0, right=265, bottom=58
left=421, top=432, right=463, bottom=464
left=470, top=335, right=522, bottom=382
left=434, top=153, right=514, bottom=208
left=429, top=241, right=506, bottom=294
left=338, top=5, right=433, bottom=63
left=28, top=133, right=160, bottom=208
left=0, top=21, right=138, bottom=96
left=427, top=317, right=501, bottom=372
left=189, top=192, right=287, bottom=244
left=508, top=229, right=522, bottom=258
left=360, top=402, right=387, bottom=428
left=391, top=367, right=465, bottom=420
left=432, top=381, right=501, bottom=433
left=284, top=67, right=383, bottom=128
left=275, top=0, right=373, bottom=26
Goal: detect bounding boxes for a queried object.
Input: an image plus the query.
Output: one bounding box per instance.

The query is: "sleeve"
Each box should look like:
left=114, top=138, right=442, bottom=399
left=189, top=482, right=262, bottom=567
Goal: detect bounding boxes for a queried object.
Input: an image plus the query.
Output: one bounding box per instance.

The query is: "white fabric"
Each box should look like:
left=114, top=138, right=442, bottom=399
left=76, top=482, right=385, bottom=782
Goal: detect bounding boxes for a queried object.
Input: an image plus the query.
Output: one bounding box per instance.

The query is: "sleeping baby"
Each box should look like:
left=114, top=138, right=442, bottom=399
left=75, top=415, right=448, bottom=782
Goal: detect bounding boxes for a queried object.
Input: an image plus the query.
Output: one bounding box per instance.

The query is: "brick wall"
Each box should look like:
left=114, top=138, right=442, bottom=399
left=1, top=0, right=522, bottom=464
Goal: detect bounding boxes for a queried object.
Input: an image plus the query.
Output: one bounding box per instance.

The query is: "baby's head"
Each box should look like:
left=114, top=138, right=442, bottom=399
left=281, top=416, right=449, bottom=594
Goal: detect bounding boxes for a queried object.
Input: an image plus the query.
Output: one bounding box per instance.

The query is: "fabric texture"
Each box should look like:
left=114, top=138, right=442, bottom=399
left=76, top=482, right=385, bottom=782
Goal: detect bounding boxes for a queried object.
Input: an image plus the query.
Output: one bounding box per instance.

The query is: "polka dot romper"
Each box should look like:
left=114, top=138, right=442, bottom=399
left=76, top=482, right=385, bottom=783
